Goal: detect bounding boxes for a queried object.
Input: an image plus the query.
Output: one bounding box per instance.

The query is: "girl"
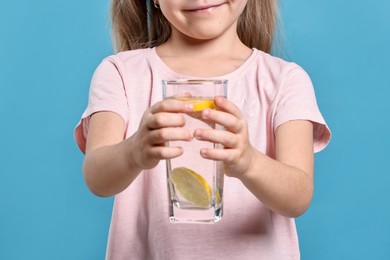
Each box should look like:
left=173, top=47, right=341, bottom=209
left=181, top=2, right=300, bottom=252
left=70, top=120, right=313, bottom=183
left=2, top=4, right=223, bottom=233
left=75, top=0, right=331, bottom=259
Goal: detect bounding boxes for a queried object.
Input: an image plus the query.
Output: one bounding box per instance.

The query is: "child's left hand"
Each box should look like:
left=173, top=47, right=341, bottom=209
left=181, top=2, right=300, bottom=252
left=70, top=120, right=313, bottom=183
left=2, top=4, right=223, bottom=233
left=193, top=96, right=256, bottom=179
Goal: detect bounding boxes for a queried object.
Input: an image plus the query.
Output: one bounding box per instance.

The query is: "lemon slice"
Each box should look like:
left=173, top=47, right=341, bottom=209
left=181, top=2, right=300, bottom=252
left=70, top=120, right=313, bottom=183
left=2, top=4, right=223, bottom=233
left=176, top=97, right=216, bottom=112
left=191, top=99, right=216, bottom=112
left=171, top=167, right=212, bottom=208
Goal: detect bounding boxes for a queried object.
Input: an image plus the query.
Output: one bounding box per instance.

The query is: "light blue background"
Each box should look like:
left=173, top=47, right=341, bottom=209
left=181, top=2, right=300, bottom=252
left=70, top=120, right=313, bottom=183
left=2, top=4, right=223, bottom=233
left=0, top=0, right=389, bottom=259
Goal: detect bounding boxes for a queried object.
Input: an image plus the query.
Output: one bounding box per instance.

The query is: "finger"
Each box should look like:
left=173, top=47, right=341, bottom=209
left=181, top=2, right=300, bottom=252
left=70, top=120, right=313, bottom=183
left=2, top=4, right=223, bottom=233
left=194, top=129, right=237, bottom=148
left=150, top=99, right=193, bottom=114
left=200, top=147, right=239, bottom=164
left=201, top=109, right=244, bottom=134
left=147, top=112, right=186, bottom=129
left=149, top=146, right=184, bottom=160
left=214, top=96, right=244, bottom=119
left=149, top=128, right=193, bottom=144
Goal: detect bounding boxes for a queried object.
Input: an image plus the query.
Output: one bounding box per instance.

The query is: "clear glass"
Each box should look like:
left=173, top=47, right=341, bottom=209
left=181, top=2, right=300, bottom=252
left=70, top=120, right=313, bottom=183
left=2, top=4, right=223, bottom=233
left=163, top=79, right=227, bottom=224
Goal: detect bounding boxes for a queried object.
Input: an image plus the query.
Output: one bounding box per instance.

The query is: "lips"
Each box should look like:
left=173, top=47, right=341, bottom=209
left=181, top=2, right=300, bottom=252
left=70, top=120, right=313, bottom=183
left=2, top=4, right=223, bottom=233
left=185, top=2, right=225, bottom=12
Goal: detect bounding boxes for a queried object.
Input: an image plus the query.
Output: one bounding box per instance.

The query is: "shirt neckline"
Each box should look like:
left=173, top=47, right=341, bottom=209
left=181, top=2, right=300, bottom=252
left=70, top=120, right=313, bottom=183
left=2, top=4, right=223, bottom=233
left=147, top=47, right=259, bottom=80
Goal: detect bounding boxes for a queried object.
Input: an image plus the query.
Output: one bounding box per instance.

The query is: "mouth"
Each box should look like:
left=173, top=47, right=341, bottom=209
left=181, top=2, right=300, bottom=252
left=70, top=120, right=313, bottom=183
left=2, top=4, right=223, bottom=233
left=185, top=2, right=225, bottom=12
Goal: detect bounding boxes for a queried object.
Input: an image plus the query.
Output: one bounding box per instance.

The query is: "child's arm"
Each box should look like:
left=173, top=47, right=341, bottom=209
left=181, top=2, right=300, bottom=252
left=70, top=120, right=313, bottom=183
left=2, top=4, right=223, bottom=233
left=194, top=96, right=314, bottom=218
left=82, top=100, right=194, bottom=197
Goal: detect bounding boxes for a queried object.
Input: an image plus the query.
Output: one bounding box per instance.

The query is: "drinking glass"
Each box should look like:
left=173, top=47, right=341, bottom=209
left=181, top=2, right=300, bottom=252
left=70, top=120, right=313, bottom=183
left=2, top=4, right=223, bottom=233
left=162, top=79, right=227, bottom=224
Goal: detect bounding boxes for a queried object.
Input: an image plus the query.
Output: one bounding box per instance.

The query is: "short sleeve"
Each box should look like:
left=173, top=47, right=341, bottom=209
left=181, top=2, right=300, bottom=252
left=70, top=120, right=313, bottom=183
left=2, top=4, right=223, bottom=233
left=273, top=65, right=331, bottom=152
left=74, top=56, right=129, bottom=153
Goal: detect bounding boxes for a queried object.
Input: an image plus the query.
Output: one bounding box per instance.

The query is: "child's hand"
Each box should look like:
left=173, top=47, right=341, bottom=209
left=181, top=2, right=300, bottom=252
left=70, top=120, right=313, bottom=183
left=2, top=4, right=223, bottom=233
left=193, top=96, right=255, bottom=178
left=131, top=99, right=194, bottom=170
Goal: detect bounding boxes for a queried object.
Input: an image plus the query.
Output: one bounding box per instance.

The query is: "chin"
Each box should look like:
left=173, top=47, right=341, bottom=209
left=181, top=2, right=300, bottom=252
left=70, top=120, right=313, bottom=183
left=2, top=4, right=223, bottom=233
left=186, top=28, right=230, bottom=41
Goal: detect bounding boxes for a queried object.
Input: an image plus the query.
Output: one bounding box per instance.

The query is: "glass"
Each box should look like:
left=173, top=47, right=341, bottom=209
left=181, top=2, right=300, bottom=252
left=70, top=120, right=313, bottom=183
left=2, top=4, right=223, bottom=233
left=163, top=79, right=227, bottom=224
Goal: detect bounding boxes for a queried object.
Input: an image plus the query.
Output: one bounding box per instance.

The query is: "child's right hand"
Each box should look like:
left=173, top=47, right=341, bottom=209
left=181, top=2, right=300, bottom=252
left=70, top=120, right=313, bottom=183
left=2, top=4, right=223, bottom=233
left=130, top=99, right=194, bottom=170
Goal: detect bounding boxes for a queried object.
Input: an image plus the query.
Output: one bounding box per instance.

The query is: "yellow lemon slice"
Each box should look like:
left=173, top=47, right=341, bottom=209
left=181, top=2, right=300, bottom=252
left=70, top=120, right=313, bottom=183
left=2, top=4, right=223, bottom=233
left=176, top=97, right=216, bottom=112
left=191, top=99, right=216, bottom=112
left=171, top=167, right=212, bottom=208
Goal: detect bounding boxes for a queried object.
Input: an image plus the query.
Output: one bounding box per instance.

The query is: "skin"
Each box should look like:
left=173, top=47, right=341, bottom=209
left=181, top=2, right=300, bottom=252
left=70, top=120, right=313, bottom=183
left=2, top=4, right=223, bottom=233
left=83, top=0, right=315, bottom=218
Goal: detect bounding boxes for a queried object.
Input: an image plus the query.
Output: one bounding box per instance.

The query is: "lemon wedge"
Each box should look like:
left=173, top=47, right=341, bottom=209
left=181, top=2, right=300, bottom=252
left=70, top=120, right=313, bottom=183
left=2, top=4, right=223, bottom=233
left=171, top=167, right=212, bottom=208
left=191, top=99, right=216, bottom=112
left=176, top=97, right=216, bottom=112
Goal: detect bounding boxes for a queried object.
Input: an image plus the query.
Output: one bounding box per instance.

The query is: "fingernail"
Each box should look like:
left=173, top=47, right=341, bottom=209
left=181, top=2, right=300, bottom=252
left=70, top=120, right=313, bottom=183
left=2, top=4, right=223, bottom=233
left=203, top=109, right=210, bottom=117
left=194, top=129, right=201, bottom=138
left=185, top=103, right=194, bottom=111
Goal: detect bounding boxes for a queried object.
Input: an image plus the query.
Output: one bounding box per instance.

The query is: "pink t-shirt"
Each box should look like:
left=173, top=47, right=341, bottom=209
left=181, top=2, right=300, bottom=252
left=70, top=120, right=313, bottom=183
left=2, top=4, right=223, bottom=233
left=75, top=48, right=331, bottom=259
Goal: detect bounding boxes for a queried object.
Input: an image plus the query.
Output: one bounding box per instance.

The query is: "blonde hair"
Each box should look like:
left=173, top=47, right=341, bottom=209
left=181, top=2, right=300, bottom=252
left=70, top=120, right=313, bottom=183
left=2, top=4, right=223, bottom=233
left=111, top=0, right=278, bottom=53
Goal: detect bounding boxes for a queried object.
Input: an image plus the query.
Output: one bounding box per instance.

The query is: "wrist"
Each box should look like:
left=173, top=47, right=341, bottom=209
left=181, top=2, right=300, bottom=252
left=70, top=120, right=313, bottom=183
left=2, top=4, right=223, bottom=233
left=121, top=135, right=144, bottom=173
left=237, top=147, right=260, bottom=181
left=226, top=146, right=259, bottom=181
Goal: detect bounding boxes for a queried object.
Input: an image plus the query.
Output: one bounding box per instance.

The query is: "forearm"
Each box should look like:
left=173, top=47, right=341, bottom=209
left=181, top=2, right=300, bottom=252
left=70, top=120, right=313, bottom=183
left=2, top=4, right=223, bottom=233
left=83, top=137, right=142, bottom=197
left=239, top=150, right=314, bottom=218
